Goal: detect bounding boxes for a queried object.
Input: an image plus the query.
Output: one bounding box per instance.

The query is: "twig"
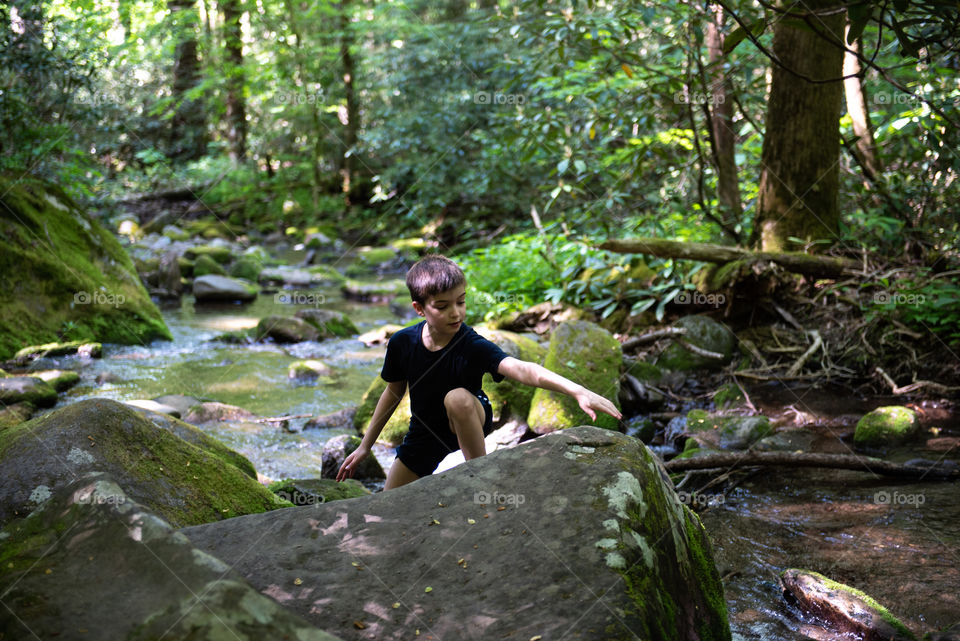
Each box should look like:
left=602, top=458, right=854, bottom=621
left=678, top=339, right=725, bottom=361
left=786, top=330, right=823, bottom=377
left=621, top=327, right=687, bottom=351
left=875, top=367, right=960, bottom=396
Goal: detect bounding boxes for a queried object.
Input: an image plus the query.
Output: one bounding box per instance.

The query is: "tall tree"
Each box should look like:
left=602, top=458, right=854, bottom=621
left=168, top=0, right=207, bottom=161
left=842, top=24, right=882, bottom=180
left=221, top=0, right=247, bottom=162
left=338, top=0, right=359, bottom=205
left=753, top=0, right=845, bottom=251
left=704, top=4, right=744, bottom=225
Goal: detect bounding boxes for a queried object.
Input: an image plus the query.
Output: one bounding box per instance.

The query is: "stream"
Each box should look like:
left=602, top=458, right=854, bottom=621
left=21, top=279, right=960, bottom=639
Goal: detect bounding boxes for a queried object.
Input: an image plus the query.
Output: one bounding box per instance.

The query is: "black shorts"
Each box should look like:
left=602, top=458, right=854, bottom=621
left=395, top=390, right=493, bottom=478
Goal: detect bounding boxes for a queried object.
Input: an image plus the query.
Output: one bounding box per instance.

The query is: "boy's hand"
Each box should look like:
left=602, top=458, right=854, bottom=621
left=574, top=387, right=622, bottom=422
left=336, top=445, right=370, bottom=482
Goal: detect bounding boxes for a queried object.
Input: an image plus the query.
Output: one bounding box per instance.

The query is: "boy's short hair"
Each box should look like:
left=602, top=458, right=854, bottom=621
left=406, top=255, right=465, bottom=304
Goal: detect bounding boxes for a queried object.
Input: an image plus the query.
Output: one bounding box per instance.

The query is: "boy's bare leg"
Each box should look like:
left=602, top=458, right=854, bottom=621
left=384, top=458, right=420, bottom=490
left=445, top=388, right=486, bottom=460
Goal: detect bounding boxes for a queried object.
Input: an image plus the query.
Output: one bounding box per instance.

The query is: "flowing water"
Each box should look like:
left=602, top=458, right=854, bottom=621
left=18, top=286, right=960, bottom=638
left=32, top=280, right=404, bottom=480
left=694, top=387, right=960, bottom=639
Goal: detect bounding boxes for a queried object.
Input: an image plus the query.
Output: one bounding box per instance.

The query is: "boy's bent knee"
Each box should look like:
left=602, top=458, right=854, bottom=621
left=443, top=388, right=475, bottom=415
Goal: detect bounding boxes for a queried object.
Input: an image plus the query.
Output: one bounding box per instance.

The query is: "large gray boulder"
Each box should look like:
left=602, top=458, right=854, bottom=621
left=183, top=426, right=731, bottom=641
left=0, top=474, right=342, bottom=641
left=193, top=274, right=258, bottom=303
left=0, top=399, right=282, bottom=526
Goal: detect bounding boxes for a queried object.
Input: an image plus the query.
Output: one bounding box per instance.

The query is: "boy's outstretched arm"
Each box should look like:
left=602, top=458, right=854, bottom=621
left=497, top=357, right=622, bottom=422
left=337, top=379, right=407, bottom=481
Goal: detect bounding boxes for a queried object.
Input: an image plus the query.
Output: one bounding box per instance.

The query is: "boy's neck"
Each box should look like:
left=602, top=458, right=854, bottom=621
left=421, top=320, right=457, bottom=351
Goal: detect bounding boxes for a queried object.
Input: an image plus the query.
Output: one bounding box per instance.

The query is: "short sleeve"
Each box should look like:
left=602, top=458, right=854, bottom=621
left=380, top=331, right=408, bottom=382
left=468, top=333, right=509, bottom=383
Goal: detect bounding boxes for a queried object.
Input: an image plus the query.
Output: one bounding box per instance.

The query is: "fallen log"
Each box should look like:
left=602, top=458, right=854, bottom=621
left=598, top=237, right=861, bottom=279
left=664, top=451, right=960, bottom=480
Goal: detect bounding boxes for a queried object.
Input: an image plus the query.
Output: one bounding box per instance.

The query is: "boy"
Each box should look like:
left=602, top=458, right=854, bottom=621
left=337, top=254, right=621, bottom=490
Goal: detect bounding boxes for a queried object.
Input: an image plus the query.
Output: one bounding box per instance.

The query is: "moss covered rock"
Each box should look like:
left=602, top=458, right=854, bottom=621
left=256, top=315, right=321, bottom=343
left=193, top=274, right=258, bottom=303
left=0, top=377, right=58, bottom=407
left=780, top=569, right=916, bottom=640
left=0, top=474, right=341, bottom=641
left=229, top=255, right=264, bottom=282
left=0, top=399, right=281, bottom=527
left=289, top=359, right=332, bottom=379
left=320, top=434, right=386, bottom=480
left=341, top=278, right=408, bottom=302
left=182, top=427, right=731, bottom=640
left=684, top=409, right=772, bottom=450
left=527, top=320, right=622, bottom=433
left=268, top=478, right=371, bottom=505
left=13, top=339, right=103, bottom=362
left=0, top=402, right=35, bottom=430
left=193, top=253, right=227, bottom=277
left=656, top=315, right=736, bottom=371
left=32, top=369, right=80, bottom=392
left=354, top=375, right=411, bottom=445
left=295, top=309, right=359, bottom=338
left=475, top=326, right=546, bottom=422
left=854, top=406, right=920, bottom=447
left=184, top=244, right=233, bottom=264
left=0, top=175, right=171, bottom=360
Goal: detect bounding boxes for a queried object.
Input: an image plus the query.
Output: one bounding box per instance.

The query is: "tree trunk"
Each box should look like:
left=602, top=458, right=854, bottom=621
left=339, top=0, right=359, bottom=207
left=753, top=0, right=845, bottom=252
left=221, top=0, right=247, bottom=162
left=843, top=24, right=882, bottom=181
left=168, top=0, right=208, bottom=161
left=705, top=4, right=743, bottom=220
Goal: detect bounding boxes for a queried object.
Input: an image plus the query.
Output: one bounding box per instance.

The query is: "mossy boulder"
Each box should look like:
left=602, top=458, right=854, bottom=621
left=256, top=315, right=321, bottom=343
left=193, top=253, right=227, bottom=277
left=295, top=309, right=359, bottom=338
left=13, top=339, right=103, bottom=362
left=684, top=409, right=772, bottom=450
left=656, top=315, right=736, bottom=371
left=192, top=275, right=258, bottom=303
left=268, top=478, right=371, bottom=505
left=228, top=255, right=264, bottom=282
left=527, top=320, right=622, bottom=433
left=320, top=434, right=386, bottom=480
left=0, top=399, right=280, bottom=527
left=288, top=359, right=333, bottom=379
left=0, top=474, right=340, bottom=641
left=0, top=377, right=58, bottom=407
left=341, top=278, right=409, bottom=302
left=781, top=569, right=916, bottom=640
left=31, top=369, right=80, bottom=392
left=184, top=244, right=233, bottom=264
left=182, top=427, right=731, bottom=640
left=0, top=402, right=35, bottom=430
left=854, top=406, right=920, bottom=447
left=354, top=375, right=411, bottom=445
left=475, top=326, right=546, bottom=422
left=0, top=175, right=171, bottom=360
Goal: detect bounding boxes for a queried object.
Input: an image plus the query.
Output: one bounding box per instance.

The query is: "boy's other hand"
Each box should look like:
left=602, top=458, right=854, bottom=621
left=336, top=445, right=370, bottom=482
left=575, top=387, right=622, bottom=422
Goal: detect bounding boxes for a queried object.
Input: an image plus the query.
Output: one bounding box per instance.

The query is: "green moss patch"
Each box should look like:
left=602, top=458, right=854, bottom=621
left=0, top=175, right=171, bottom=361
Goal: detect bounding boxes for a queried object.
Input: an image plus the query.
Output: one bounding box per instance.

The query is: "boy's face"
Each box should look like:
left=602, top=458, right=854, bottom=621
left=413, top=283, right=466, bottom=335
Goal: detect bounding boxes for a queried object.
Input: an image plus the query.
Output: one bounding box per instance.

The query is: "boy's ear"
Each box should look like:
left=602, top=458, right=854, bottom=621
left=411, top=300, right=424, bottom=317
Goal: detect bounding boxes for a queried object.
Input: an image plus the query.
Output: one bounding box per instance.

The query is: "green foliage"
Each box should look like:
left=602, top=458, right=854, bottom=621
left=864, top=270, right=960, bottom=344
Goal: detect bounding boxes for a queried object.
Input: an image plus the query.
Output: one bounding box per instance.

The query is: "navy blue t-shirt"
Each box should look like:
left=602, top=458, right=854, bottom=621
left=381, top=321, right=509, bottom=437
